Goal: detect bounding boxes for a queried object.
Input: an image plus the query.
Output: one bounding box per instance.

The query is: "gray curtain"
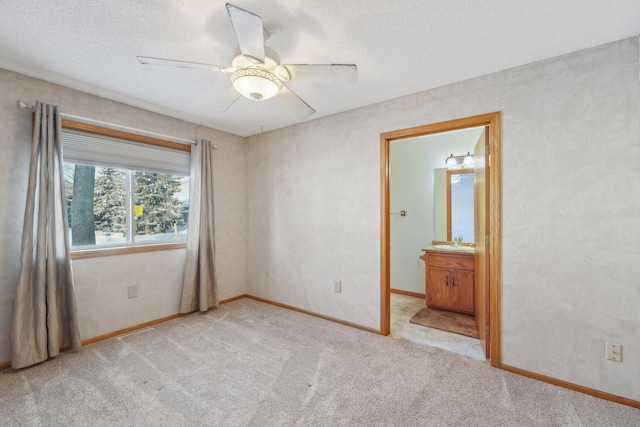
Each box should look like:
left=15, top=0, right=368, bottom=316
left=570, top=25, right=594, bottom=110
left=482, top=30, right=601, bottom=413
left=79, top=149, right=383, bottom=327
left=11, top=101, right=81, bottom=369
left=180, top=139, right=218, bottom=313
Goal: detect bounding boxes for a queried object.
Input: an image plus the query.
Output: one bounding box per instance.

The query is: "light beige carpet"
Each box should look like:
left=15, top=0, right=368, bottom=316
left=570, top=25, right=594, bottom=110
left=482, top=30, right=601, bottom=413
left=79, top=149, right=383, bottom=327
left=409, top=306, right=479, bottom=338
left=1, top=298, right=638, bottom=426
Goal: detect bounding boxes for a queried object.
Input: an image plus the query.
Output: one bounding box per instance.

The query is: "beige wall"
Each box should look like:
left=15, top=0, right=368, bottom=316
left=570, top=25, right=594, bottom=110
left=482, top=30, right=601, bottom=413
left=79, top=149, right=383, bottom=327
left=1, top=36, right=638, bottom=403
left=0, top=69, right=247, bottom=363
left=245, top=38, right=640, bottom=400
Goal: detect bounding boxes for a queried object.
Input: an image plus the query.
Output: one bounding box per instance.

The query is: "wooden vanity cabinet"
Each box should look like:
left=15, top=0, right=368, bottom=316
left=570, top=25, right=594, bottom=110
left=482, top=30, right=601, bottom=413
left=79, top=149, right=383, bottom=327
left=421, top=251, right=474, bottom=315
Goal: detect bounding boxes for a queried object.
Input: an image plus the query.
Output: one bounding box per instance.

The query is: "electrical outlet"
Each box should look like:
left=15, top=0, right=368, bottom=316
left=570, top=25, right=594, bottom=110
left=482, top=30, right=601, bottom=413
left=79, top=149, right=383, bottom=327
left=606, top=342, right=622, bottom=362
left=265, top=269, right=270, bottom=279
left=127, top=285, right=138, bottom=299
left=334, top=280, right=342, bottom=293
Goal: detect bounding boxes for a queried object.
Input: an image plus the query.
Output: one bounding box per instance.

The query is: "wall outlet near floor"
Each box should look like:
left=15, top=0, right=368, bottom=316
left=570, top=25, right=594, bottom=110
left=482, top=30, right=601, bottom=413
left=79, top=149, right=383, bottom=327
left=605, top=342, right=622, bottom=362
left=127, top=285, right=138, bottom=299
left=334, top=280, right=342, bottom=293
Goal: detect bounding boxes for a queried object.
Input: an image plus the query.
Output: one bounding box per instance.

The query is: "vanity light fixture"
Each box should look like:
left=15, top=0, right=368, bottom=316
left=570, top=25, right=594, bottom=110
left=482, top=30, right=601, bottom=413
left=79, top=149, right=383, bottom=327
left=446, top=152, right=475, bottom=169
left=463, top=152, right=474, bottom=168
left=446, top=154, right=458, bottom=169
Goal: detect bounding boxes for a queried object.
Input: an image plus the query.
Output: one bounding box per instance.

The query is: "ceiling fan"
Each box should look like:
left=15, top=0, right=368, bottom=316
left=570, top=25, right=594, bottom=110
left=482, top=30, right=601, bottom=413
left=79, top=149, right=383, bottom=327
left=137, top=3, right=357, bottom=118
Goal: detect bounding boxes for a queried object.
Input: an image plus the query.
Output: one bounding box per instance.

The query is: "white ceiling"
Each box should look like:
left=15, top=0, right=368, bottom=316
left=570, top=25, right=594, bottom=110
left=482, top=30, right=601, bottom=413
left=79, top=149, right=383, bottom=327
left=1, top=1, right=639, bottom=137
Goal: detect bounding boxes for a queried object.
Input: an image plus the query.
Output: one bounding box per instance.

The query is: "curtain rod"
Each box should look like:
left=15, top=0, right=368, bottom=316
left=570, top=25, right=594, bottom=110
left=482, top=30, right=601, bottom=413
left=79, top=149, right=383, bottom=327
left=16, top=100, right=217, bottom=149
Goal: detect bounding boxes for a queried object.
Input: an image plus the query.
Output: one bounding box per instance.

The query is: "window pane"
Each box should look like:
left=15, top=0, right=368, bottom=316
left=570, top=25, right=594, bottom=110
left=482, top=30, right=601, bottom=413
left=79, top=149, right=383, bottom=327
left=65, top=163, right=127, bottom=247
left=134, top=171, right=188, bottom=242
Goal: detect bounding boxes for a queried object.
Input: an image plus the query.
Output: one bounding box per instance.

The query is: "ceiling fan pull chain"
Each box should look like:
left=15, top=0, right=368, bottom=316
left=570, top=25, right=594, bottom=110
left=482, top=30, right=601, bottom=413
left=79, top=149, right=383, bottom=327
left=258, top=100, right=264, bottom=134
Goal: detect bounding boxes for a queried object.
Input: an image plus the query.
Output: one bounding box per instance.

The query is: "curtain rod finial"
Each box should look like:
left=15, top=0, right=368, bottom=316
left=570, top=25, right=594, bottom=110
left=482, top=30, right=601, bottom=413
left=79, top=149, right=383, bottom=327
left=16, top=100, right=34, bottom=110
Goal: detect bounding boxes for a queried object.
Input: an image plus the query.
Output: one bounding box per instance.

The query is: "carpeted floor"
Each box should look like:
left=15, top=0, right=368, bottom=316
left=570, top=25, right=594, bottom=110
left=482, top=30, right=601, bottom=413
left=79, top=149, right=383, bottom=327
left=1, top=298, right=638, bottom=426
left=409, top=306, right=479, bottom=338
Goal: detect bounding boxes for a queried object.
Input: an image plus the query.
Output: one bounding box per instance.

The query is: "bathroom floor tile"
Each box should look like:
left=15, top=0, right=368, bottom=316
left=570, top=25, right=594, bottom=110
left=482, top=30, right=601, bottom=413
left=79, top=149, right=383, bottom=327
left=391, top=294, right=425, bottom=316
left=391, top=322, right=429, bottom=344
left=391, top=293, right=486, bottom=362
left=466, top=341, right=487, bottom=361
left=420, top=328, right=471, bottom=355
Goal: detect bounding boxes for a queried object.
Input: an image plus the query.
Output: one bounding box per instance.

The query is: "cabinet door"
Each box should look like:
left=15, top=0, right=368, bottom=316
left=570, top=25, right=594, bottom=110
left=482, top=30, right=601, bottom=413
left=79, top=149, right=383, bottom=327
left=426, top=268, right=453, bottom=310
left=451, top=270, right=474, bottom=314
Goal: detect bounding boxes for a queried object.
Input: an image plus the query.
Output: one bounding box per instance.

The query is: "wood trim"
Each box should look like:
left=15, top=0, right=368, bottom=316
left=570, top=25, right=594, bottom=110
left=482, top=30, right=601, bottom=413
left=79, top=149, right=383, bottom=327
left=380, top=134, right=391, bottom=336
left=0, top=294, right=247, bottom=370
left=380, top=112, right=500, bottom=141
left=245, top=295, right=381, bottom=335
left=81, top=294, right=245, bottom=345
left=390, top=289, right=425, bottom=299
left=488, top=113, right=501, bottom=367
left=61, top=119, right=191, bottom=152
left=220, top=294, right=249, bottom=304
left=80, top=313, right=186, bottom=346
left=473, top=128, right=490, bottom=358
left=501, top=364, right=640, bottom=410
left=380, top=112, right=501, bottom=369
left=71, top=242, right=187, bottom=260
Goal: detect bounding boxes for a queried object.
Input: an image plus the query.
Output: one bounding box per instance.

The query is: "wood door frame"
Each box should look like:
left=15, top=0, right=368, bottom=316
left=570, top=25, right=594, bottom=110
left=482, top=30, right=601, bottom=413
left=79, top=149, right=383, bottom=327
left=380, top=112, right=501, bottom=367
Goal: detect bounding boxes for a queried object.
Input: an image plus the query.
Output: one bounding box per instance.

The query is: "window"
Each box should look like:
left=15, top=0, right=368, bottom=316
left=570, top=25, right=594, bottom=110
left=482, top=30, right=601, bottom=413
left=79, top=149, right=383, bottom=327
left=61, top=121, right=191, bottom=254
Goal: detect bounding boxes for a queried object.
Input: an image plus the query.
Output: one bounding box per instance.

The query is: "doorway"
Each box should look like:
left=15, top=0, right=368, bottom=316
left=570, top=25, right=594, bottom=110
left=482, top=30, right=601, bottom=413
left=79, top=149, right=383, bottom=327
left=380, top=112, right=501, bottom=367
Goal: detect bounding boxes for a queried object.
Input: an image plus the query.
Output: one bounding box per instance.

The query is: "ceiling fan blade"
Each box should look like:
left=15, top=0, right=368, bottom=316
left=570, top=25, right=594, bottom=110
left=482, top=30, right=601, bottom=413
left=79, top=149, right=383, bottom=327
left=282, top=64, right=357, bottom=84
left=137, top=56, right=231, bottom=72
left=211, top=86, right=242, bottom=112
left=226, top=4, right=265, bottom=63
left=276, top=86, right=316, bottom=118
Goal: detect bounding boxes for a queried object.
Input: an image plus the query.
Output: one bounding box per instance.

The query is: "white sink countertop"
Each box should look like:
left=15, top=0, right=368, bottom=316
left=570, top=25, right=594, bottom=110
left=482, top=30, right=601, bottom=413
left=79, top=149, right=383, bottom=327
left=422, top=245, right=475, bottom=254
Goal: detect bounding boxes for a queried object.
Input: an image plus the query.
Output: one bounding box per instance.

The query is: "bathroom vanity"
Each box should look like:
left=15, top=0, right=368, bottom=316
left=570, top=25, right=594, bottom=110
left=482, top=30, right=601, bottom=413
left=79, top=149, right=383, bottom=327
left=420, top=247, right=475, bottom=315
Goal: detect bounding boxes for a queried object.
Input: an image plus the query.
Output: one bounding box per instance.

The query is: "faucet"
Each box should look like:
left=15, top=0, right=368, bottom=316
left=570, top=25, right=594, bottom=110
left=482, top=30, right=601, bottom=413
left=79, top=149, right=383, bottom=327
left=453, top=236, right=463, bottom=246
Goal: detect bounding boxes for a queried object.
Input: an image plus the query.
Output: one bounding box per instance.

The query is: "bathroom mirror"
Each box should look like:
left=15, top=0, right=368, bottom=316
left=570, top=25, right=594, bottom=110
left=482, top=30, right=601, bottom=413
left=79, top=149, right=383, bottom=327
left=447, top=169, right=474, bottom=241
left=434, top=168, right=475, bottom=242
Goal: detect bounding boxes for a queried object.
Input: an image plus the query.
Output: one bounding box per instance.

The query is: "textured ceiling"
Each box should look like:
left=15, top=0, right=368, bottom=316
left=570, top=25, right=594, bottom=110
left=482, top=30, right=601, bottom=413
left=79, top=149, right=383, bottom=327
left=1, top=1, right=639, bottom=137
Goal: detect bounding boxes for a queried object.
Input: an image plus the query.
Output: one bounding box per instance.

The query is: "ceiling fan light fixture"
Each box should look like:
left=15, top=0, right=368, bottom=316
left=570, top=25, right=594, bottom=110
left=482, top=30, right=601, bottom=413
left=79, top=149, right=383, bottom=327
left=231, top=68, right=282, bottom=101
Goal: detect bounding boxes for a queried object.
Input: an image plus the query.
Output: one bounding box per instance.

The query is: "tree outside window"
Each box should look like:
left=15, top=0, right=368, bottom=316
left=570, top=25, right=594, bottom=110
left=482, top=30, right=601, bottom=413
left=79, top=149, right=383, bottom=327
left=64, top=163, right=188, bottom=247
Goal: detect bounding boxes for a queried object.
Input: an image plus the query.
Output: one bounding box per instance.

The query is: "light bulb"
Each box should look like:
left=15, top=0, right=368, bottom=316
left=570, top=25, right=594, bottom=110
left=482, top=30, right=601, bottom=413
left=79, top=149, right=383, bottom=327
left=446, top=154, right=458, bottom=169
left=463, top=152, right=474, bottom=168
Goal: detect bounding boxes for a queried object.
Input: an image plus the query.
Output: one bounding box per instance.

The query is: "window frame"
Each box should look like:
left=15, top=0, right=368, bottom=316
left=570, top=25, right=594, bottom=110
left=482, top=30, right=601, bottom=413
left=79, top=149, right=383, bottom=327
left=61, top=119, right=191, bottom=260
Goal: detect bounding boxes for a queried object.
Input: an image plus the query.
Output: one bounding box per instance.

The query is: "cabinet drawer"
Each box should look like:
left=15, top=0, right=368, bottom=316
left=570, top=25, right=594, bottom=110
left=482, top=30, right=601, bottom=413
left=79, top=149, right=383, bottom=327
left=426, top=253, right=474, bottom=271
